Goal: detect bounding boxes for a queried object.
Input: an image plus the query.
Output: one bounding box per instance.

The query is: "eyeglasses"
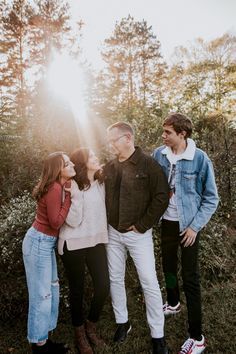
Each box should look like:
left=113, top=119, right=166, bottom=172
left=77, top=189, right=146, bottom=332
left=107, top=134, right=127, bottom=145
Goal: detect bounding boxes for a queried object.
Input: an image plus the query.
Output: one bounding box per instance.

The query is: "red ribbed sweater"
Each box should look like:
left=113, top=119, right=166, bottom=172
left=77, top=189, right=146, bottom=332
left=32, top=181, right=71, bottom=237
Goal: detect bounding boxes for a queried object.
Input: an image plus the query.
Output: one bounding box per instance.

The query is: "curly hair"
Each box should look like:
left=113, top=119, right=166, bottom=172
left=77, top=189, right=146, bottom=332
left=70, top=148, right=103, bottom=191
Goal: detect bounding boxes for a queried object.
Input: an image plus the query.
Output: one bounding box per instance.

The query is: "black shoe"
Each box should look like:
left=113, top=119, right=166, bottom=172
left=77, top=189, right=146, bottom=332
left=32, top=340, right=69, bottom=354
left=47, top=339, right=69, bottom=353
left=152, top=337, right=168, bottom=354
left=113, top=321, right=132, bottom=342
left=32, top=343, right=49, bottom=354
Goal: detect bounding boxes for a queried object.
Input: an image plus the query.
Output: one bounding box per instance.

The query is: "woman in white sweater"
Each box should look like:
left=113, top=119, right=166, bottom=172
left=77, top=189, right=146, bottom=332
left=59, top=148, right=109, bottom=354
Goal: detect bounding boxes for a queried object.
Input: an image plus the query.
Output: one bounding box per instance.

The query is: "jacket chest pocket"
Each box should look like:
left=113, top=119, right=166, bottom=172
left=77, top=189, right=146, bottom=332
left=182, top=173, right=197, bottom=191
left=130, top=173, right=149, bottom=191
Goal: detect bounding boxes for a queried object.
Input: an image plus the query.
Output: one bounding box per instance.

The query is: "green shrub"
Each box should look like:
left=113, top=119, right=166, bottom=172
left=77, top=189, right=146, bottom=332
left=199, top=216, right=236, bottom=284
left=0, top=192, right=35, bottom=320
left=153, top=217, right=235, bottom=288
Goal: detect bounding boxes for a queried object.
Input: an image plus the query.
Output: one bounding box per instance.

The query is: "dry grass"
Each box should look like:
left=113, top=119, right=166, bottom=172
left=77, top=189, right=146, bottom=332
left=0, top=278, right=235, bottom=354
left=1, top=222, right=235, bottom=353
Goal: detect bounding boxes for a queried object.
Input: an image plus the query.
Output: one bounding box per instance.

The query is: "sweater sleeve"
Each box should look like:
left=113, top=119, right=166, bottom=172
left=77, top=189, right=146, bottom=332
left=45, top=183, right=71, bottom=230
left=65, top=180, right=84, bottom=227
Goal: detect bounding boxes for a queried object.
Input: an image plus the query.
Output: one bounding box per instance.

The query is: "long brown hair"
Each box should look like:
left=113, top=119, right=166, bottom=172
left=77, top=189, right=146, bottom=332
left=70, top=148, right=103, bottom=191
left=32, top=152, right=66, bottom=201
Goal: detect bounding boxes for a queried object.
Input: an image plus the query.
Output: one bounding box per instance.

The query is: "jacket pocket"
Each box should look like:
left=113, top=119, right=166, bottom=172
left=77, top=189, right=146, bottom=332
left=183, top=173, right=197, bottom=193
left=183, top=173, right=197, bottom=179
left=132, top=173, right=149, bottom=190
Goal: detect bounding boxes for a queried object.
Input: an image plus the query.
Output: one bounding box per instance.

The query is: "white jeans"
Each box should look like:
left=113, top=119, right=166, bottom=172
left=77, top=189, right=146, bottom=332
left=106, top=225, right=164, bottom=338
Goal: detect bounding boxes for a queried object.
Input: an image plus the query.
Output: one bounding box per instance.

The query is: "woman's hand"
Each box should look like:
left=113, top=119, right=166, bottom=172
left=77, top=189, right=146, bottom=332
left=64, top=180, right=72, bottom=193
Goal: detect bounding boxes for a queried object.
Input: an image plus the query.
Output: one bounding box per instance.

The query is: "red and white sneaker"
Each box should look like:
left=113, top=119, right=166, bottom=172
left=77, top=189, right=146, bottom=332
left=163, top=302, right=181, bottom=316
left=178, top=335, right=206, bottom=354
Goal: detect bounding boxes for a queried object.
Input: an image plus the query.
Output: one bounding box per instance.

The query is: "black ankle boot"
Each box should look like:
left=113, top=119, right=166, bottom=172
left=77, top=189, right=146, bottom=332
left=31, top=342, right=49, bottom=354
left=47, top=339, right=69, bottom=353
left=152, top=337, right=168, bottom=354
left=32, top=340, right=69, bottom=354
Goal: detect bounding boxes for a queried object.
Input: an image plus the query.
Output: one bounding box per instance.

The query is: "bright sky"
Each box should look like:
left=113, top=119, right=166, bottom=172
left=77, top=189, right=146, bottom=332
left=69, top=0, right=236, bottom=69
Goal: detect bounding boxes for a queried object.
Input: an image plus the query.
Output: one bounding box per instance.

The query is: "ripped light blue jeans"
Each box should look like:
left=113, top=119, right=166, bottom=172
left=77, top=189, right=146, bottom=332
left=22, top=227, right=59, bottom=343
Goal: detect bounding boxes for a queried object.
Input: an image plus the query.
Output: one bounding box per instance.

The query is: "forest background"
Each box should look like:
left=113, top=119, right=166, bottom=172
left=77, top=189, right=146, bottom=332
left=0, top=1, right=235, bottom=353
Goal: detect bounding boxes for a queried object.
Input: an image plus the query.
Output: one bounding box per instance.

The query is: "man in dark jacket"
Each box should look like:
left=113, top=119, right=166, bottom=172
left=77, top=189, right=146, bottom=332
left=104, top=121, right=169, bottom=354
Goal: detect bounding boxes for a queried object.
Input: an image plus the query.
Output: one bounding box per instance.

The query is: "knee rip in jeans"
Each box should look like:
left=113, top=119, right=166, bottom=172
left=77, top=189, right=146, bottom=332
left=42, top=280, right=59, bottom=299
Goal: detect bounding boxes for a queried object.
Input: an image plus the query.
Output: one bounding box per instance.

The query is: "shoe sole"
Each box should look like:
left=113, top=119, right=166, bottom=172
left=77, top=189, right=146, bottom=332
left=164, top=310, right=181, bottom=316
left=191, top=346, right=206, bottom=354
left=115, top=325, right=132, bottom=343
left=127, top=325, right=132, bottom=335
left=121, top=325, right=132, bottom=342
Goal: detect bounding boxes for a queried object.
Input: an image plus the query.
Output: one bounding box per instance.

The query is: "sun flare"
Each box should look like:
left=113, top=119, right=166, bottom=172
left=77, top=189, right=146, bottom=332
left=47, top=53, right=87, bottom=126
left=47, top=52, right=107, bottom=148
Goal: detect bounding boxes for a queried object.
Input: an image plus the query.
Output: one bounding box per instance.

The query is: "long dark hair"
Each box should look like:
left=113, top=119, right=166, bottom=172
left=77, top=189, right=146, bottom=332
left=32, top=152, right=65, bottom=201
left=70, top=148, right=103, bottom=191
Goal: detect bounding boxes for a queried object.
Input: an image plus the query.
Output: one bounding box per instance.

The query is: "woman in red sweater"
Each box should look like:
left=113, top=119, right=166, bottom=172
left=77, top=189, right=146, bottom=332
left=22, top=152, right=75, bottom=354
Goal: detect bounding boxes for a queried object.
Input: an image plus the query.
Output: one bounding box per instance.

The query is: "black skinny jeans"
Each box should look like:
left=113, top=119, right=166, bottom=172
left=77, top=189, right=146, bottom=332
left=61, top=243, right=110, bottom=327
left=161, top=219, right=202, bottom=339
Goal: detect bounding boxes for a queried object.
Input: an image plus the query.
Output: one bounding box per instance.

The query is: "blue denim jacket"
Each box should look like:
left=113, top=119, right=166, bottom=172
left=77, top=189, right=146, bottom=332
left=153, top=141, right=219, bottom=233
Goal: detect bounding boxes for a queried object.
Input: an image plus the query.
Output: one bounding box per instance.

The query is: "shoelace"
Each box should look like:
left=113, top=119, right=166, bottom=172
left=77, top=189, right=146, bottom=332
left=179, top=338, right=195, bottom=354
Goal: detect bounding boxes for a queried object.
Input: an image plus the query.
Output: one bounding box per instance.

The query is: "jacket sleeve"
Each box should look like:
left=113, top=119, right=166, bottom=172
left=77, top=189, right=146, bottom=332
left=189, top=158, right=219, bottom=233
left=45, top=183, right=71, bottom=230
left=135, top=158, right=169, bottom=233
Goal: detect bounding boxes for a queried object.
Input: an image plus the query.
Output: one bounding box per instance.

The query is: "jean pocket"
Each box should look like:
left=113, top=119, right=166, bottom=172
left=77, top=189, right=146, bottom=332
left=22, top=235, right=35, bottom=256
left=38, top=238, right=56, bottom=258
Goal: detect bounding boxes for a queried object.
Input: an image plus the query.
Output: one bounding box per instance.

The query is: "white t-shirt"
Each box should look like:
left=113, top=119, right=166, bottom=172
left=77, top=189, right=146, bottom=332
left=162, top=138, right=196, bottom=222
left=163, top=151, right=183, bottom=221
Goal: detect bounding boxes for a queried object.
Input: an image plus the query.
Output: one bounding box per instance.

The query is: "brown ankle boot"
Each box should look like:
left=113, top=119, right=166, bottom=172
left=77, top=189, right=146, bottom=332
left=86, top=320, right=106, bottom=348
left=74, top=325, right=93, bottom=354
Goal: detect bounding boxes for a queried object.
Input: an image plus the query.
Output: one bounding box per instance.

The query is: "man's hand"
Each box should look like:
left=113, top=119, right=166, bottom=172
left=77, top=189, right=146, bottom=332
left=127, top=225, right=139, bottom=233
left=180, top=227, right=197, bottom=247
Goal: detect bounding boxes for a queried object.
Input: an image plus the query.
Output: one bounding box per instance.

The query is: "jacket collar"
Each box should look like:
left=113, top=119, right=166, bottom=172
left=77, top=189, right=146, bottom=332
left=161, top=138, right=196, bottom=161
left=110, top=146, right=142, bottom=166
left=128, top=146, right=142, bottom=164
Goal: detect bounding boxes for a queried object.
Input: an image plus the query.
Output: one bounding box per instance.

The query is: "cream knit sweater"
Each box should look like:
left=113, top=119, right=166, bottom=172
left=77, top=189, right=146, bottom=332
left=58, top=179, right=108, bottom=255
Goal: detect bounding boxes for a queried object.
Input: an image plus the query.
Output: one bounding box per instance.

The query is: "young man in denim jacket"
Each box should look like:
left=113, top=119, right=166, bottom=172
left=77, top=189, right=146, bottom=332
left=152, top=113, right=219, bottom=354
